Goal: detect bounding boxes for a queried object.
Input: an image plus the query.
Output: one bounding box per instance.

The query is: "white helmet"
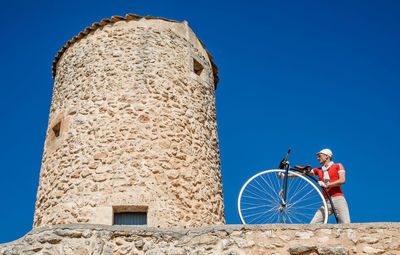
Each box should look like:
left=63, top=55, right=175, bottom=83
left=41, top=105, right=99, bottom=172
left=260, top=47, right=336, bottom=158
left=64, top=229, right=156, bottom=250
left=316, top=148, right=333, bottom=158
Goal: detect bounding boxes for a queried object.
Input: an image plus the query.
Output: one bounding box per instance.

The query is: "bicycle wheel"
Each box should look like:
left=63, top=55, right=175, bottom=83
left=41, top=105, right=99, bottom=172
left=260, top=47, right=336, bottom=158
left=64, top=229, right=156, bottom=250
left=238, top=169, right=328, bottom=224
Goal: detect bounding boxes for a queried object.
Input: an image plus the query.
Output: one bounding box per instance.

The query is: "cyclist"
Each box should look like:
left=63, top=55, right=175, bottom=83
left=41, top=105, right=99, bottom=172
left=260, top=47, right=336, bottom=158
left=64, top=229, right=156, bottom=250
left=310, top=148, right=350, bottom=224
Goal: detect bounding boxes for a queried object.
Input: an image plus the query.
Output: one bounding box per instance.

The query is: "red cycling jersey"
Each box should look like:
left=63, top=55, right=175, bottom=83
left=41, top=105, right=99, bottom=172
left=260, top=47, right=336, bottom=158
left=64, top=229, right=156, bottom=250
left=312, top=163, right=345, bottom=198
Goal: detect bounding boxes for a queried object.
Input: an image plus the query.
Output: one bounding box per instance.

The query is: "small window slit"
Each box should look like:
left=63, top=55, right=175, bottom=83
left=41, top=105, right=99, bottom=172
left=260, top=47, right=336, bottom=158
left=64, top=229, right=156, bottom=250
left=52, top=121, right=61, bottom=137
left=193, top=59, right=203, bottom=76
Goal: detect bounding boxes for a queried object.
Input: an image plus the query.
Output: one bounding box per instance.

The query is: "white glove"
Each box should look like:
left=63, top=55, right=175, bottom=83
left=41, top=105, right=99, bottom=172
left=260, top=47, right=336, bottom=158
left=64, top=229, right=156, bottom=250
left=278, top=172, right=285, bottom=179
left=318, top=181, right=327, bottom=188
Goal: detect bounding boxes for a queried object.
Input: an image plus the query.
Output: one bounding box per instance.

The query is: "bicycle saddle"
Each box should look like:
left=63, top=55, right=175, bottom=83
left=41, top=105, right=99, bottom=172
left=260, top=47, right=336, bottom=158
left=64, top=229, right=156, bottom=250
left=294, top=165, right=312, bottom=171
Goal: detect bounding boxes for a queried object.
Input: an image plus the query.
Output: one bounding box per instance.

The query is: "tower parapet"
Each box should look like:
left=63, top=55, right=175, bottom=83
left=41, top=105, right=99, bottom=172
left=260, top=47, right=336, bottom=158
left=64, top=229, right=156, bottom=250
left=34, top=14, right=224, bottom=228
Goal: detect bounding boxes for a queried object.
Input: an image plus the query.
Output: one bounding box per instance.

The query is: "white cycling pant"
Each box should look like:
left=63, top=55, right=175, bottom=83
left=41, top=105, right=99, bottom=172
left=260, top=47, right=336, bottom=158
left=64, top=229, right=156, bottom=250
left=311, top=196, right=350, bottom=224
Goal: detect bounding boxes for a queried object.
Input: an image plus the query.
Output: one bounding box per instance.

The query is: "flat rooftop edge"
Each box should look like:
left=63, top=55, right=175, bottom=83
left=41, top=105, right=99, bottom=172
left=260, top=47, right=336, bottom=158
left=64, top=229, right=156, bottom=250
left=26, top=222, right=400, bottom=237
left=2, top=223, right=399, bottom=247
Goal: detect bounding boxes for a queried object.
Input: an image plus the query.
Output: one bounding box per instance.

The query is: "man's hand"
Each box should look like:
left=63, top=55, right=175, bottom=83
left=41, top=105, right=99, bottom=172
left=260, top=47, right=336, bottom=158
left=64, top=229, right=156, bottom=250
left=304, top=165, right=312, bottom=173
left=278, top=172, right=285, bottom=179
left=278, top=159, right=287, bottom=169
left=318, top=181, right=328, bottom=188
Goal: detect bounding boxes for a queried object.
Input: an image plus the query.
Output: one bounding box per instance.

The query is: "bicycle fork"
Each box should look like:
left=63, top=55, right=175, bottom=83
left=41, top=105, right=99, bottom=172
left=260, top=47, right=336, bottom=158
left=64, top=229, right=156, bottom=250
left=279, top=165, right=290, bottom=223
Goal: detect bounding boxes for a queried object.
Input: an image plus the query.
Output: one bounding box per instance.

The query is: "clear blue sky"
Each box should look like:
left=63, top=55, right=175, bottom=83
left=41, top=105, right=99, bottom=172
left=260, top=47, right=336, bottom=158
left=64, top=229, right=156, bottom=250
left=1, top=0, right=399, bottom=243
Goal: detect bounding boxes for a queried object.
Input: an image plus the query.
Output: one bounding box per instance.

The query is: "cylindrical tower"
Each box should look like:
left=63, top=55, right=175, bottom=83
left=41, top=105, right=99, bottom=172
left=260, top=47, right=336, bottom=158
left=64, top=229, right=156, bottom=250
left=33, top=14, right=224, bottom=228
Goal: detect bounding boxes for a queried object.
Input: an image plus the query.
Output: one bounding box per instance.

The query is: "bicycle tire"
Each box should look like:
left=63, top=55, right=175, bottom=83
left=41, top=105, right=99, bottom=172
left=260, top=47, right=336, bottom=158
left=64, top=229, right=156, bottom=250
left=238, top=169, right=328, bottom=224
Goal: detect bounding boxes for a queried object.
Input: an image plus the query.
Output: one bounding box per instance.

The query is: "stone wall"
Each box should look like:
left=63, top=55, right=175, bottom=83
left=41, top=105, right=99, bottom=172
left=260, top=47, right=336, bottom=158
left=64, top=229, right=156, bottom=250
left=34, top=16, right=224, bottom=228
left=1, top=223, right=399, bottom=254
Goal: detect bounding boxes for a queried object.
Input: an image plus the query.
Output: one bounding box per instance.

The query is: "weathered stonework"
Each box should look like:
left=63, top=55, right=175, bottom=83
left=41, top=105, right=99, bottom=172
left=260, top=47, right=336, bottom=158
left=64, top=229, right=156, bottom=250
left=34, top=15, right=224, bottom=228
left=1, top=223, right=399, bottom=255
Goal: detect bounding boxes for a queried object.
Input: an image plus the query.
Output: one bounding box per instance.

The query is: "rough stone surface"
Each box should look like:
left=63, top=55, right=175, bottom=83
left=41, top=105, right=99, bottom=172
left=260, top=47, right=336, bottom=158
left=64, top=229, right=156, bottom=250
left=1, top=223, right=399, bottom=255
left=33, top=17, right=224, bottom=228
left=289, top=244, right=317, bottom=254
left=317, top=246, right=349, bottom=255
left=295, top=231, right=314, bottom=239
left=362, top=246, right=385, bottom=254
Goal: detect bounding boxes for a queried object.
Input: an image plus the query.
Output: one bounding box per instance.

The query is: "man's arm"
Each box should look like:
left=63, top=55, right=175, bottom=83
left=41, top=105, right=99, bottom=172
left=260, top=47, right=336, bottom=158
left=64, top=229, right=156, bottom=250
left=327, top=171, right=345, bottom=188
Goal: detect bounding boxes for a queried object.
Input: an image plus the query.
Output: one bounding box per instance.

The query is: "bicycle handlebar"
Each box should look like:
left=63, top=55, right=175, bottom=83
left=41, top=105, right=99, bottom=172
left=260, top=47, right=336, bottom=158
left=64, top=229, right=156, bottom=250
left=278, top=148, right=292, bottom=169
left=284, top=148, right=291, bottom=161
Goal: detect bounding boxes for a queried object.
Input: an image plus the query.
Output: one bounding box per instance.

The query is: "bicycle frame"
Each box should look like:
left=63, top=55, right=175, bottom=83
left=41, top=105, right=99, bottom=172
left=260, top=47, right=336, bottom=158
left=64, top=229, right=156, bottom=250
left=279, top=149, right=339, bottom=223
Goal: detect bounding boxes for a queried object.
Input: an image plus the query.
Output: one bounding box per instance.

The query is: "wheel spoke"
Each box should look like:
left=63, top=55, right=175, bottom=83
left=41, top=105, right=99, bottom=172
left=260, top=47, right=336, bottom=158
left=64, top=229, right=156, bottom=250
left=247, top=180, right=279, bottom=204
left=287, top=178, right=312, bottom=204
left=242, top=188, right=277, bottom=204
left=259, top=174, right=281, bottom=203
left=241, top=204, right=276, bottom=211
left=286, top=209, right=307, bottom=223
left=245, top=206, right=280, bottom=223
left=288, top=201, right=322, bottom=210
left=288, top=187, right=319, bottom=208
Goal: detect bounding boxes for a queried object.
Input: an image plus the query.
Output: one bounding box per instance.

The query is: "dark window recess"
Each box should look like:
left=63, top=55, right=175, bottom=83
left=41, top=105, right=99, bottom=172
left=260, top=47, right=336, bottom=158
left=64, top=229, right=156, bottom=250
left=114, top=212, right=147, bottom=225
left=52, top=121, right=61, bottom=137
left=193, top=59, right=203, bottom=76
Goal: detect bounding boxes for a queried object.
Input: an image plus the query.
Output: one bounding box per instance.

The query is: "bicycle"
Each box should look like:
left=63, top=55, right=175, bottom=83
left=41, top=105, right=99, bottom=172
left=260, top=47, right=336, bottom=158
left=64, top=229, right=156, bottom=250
left=237, top=148, right=338, bottom=224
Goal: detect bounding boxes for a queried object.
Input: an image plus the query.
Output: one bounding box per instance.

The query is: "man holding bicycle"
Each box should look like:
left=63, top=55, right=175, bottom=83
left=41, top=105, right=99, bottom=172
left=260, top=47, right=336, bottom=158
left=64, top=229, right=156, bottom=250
left=310, top=149, right=351, bottom=224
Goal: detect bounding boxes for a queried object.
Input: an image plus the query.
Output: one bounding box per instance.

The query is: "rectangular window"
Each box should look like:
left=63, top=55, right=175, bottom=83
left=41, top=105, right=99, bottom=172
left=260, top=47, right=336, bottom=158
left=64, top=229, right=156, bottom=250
left=113, top=212, right=147, bottom=226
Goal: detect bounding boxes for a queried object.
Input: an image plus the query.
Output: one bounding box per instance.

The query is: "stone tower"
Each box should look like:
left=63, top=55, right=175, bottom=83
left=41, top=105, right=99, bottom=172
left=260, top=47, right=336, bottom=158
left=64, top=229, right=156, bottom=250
left=33, top=14, right=224, bottom=228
